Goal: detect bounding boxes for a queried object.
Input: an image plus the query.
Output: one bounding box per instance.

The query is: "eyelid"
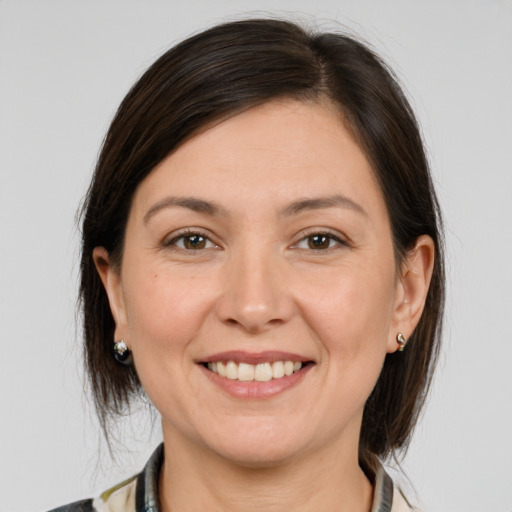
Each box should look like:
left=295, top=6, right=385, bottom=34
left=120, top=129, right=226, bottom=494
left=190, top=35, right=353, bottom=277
left=291, top=228, right=351, bottom=251
left=161, top=227, right=350, bottom=252
left=162, top=228, right=221, bottom=251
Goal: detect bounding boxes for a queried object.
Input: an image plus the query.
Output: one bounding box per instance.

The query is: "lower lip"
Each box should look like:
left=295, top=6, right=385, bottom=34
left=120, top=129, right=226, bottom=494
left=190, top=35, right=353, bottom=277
left=199, top=364, right=314, bottom=399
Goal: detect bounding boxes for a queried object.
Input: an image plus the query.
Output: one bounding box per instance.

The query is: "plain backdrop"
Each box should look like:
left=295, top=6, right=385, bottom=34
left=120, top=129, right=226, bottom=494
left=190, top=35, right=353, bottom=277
left=1, top=1, right=511, bottom=511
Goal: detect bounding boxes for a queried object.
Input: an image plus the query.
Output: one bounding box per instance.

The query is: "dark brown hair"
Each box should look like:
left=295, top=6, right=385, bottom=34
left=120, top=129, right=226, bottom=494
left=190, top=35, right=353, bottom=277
left=80, top=18, right=444, bottom=473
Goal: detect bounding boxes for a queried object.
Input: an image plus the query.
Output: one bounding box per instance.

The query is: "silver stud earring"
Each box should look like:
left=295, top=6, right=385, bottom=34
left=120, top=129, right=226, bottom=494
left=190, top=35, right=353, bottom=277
left=396, top=332, right=407, bottom=352
left=114, top=340, right=132, bottom=365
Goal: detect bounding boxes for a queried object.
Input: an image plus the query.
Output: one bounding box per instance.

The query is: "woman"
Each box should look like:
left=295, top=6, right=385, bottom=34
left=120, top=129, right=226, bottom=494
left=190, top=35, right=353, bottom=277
left=54, top=18, right=444, bottom=512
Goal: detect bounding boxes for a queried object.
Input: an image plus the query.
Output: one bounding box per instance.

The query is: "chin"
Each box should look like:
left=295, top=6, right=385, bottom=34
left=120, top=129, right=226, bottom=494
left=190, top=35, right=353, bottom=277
left=214, top=442, right=303, bottom=469
left=200, top=418, right=312, bottom=468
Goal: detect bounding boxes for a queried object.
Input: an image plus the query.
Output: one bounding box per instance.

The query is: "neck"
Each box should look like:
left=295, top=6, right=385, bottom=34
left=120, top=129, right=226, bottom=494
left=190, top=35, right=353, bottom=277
left=158, top=428, right=373, bottom=512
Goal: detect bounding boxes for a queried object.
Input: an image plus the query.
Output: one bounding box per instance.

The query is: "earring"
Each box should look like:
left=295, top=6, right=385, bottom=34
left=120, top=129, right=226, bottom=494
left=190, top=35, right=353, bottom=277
left=396, top=332, right=407, bottom=352
left=114, top=340, right=132, bottom=365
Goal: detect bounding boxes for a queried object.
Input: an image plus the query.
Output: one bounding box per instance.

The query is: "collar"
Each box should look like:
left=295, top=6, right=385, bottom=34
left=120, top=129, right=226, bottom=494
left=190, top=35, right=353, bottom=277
left=135, top=444, right=163, bottom=512
left=134, top=444, right=397, bottom=512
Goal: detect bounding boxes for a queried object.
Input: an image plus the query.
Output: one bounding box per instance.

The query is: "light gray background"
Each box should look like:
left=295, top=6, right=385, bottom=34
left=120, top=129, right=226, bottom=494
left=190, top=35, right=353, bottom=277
left=1, top=1, right=511, bottom=511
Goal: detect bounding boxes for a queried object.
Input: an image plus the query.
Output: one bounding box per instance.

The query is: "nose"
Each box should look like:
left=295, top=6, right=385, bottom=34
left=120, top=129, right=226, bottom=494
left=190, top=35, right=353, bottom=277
left=215, top=244, right=295, bottom=334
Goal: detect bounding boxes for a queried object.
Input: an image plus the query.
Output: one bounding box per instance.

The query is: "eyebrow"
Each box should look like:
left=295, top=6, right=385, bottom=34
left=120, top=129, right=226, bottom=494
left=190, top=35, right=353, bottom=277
left=280, top=195, right=367, bottom=217
left=143, top=193, right=366, bottom=224
left=143, top=196, right=227, bottom=224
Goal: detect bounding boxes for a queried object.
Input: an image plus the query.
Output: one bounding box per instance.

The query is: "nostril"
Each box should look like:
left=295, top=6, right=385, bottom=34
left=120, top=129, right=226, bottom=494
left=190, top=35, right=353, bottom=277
left=222, top=316, right=282, bottom=334
left=215, top=283, right=295, bottom=333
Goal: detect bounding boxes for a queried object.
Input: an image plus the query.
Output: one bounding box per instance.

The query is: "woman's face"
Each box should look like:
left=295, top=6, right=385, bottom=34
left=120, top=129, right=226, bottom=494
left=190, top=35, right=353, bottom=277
left=98, top=99, right=411, bottom=466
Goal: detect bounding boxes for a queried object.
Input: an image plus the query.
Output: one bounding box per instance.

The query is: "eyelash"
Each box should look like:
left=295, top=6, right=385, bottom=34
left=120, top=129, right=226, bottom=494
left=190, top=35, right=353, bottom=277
left=163, top=229, right=219, bottom=252
left=163, top=229, right=348, bottom=253
left=293, top=231, right=349, bottom=252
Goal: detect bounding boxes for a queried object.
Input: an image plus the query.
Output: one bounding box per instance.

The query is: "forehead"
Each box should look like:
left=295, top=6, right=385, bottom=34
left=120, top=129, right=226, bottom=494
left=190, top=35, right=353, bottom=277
left=130, top=99, right=387, bottom=221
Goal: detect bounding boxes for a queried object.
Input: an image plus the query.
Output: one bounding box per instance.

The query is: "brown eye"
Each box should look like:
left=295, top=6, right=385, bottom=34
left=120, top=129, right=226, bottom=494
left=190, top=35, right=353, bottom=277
left=167, top=232, right=216, bottom=251
left=183, top=234, right=207, bottom=250
left=307, top=234, right=331, bottom=250
left=294, top=232, right=346, bottom=251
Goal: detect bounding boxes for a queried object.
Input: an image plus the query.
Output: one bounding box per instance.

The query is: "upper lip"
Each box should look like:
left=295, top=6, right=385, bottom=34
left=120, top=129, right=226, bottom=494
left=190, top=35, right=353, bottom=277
left=199, top=350, right=314, bottom=365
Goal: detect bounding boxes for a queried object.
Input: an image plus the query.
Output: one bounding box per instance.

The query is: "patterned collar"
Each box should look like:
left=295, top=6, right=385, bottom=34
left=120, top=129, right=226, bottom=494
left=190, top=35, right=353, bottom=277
left=134, top=444, right=396, bottom=512
left=135, top=444, right=162, bottom=512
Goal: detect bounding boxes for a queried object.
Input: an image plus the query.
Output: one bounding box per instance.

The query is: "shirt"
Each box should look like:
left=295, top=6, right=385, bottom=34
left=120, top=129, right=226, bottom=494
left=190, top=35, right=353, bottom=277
left=48, top=444, right=413, bottom=512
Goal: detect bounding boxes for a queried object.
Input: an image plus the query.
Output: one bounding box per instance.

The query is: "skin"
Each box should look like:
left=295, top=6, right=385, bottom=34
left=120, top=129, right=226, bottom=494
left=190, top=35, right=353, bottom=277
left=95, top=99, right=434, bottom=512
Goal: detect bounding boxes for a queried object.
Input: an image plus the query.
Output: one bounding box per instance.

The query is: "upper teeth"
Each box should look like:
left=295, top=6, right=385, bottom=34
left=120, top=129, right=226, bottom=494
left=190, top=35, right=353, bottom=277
left=207, top=361, right=303, bottom=381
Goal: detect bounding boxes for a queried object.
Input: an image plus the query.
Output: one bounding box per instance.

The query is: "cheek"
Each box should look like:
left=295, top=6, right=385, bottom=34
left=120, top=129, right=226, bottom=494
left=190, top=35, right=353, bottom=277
left=297, top=263, right=396, bottom=419
left=123, top=268, right=213, bottom=355
left=121, top=268, right=215, bottom=428
left=296, top=259, right=396, bottom=358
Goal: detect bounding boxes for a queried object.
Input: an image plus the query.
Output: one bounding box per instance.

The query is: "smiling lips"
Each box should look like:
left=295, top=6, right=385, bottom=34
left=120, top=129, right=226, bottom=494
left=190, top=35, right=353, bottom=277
left=200, top=351, right=314, bottom=397
left=207, top=360, right=303, bottom=382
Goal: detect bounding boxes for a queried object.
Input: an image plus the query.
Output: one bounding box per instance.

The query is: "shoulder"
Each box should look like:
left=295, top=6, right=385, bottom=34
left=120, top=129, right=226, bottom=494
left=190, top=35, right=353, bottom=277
left=92, top=476, right=138, bottom=512
left=47, top=499, right=95, bottom=512
left=372, top=463, right=419, bottom=512
left=46, top=477, right=137, bottom=512
left=392, top=488, right=417, bottom=512
left=46, top=444, right=163, bottom=512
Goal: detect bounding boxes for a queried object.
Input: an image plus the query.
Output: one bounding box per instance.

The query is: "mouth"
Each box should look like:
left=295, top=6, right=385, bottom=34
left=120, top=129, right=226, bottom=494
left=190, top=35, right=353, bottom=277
left=202, top=359, right=313, bottom=382
left=197, top=351, right=315, bottom=397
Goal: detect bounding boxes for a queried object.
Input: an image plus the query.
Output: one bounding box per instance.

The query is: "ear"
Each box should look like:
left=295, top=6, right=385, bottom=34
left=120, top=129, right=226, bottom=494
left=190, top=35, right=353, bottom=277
left=92, top=247, right=129, bottom=344
left=387, top=235, right=435, bottom=353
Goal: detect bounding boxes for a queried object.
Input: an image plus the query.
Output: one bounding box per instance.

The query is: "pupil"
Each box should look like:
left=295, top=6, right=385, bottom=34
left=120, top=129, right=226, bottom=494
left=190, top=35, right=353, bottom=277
left=309, top=235, right=329, bottom=249
left=185, top=235, right=205, bottom=250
